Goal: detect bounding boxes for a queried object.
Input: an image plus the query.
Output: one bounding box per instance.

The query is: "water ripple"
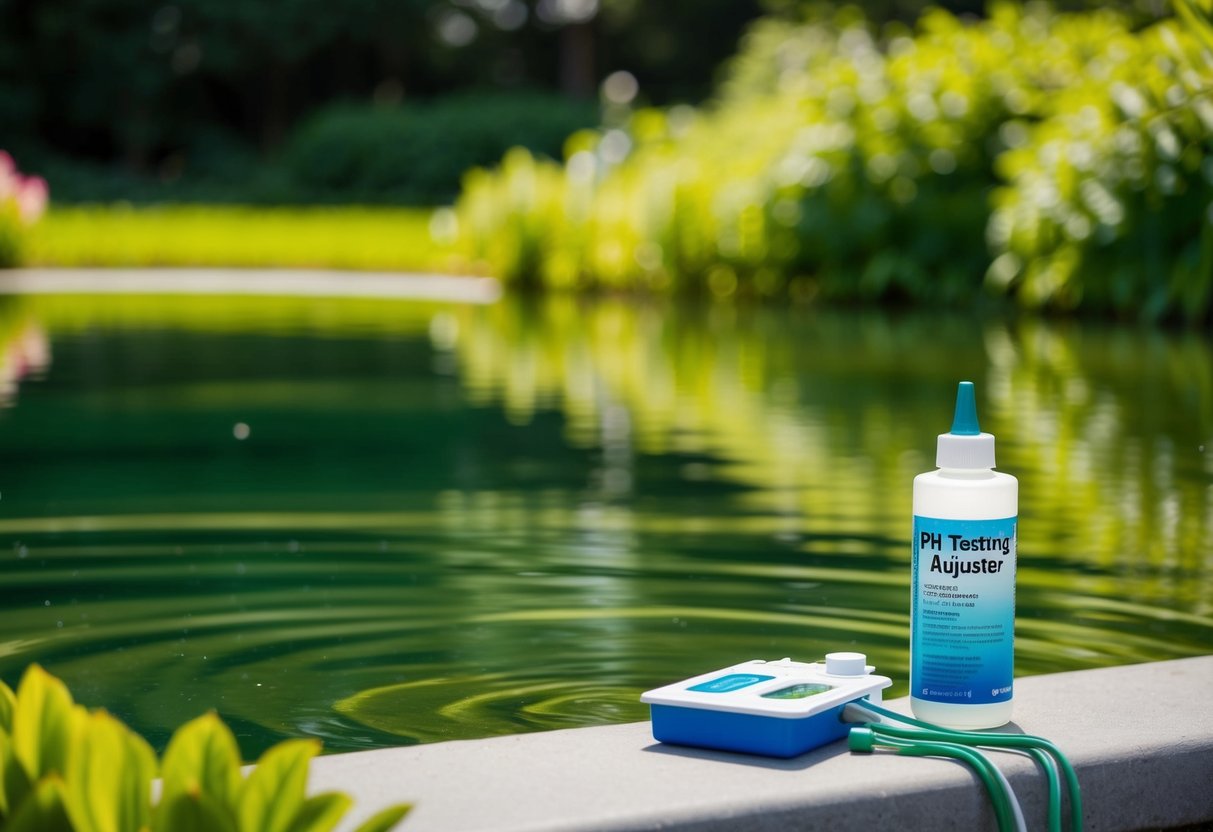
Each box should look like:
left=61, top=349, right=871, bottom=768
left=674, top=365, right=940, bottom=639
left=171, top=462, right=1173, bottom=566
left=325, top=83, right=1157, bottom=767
left=1, top=299, right=1210, bottom=754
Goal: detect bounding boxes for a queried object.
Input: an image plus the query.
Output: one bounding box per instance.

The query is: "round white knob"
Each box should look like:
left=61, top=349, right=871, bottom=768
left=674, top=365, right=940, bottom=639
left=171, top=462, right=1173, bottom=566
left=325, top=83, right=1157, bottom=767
left=825, top=652, right=867, bottom=676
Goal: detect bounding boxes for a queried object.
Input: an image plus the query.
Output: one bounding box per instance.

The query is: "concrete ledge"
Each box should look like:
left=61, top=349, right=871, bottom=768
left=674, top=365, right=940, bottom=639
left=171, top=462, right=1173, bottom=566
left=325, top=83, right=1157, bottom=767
left=0, top=268, right=501, bottom=303
left=310, top=655, right=1213, bottom=831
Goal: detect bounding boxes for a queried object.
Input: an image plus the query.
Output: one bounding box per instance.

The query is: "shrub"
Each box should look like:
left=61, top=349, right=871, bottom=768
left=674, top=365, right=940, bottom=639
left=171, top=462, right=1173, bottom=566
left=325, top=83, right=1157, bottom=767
left=0, top=665, right=410, bottom=832
left=0, top=152, right=47, bottom=268
left=283, top=92, right=598, bottom=205
left=986, top=13, right=1213, bottom=321
left=451, top=4, right=1213, bottom=321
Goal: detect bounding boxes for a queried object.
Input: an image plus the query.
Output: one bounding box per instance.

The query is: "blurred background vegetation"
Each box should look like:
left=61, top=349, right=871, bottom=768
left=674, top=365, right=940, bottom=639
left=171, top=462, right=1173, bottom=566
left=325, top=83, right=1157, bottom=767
left=2, top=0, right=1210, bottom=321
left=1, top=0, right=769, bottom=202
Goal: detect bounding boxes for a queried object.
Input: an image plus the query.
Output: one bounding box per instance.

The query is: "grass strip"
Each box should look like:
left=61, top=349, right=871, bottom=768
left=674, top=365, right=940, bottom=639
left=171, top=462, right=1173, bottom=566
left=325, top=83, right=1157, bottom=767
left=27, top=204, right=466, bottom=273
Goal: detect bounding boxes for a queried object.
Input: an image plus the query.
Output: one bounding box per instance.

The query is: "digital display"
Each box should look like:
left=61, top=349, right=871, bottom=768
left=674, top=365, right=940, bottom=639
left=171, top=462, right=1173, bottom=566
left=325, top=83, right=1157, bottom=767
left=688, top=673, right=774, bottom=693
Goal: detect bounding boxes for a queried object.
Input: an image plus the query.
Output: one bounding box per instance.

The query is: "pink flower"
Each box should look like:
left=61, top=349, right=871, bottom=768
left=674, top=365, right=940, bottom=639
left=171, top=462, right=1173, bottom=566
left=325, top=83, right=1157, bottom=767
left=0, top=151, right=14, bottom=201
left=0, top=151, right=48, bottom=225
left=17, top=175, right=48, bottom=225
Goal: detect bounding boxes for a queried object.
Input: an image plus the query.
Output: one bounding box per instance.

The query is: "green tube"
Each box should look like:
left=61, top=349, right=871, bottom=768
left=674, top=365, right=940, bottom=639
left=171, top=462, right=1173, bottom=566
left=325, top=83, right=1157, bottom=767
left=1027, top=747, right=1062, bottom=832
left=853, top=701, right=1081, bottom=832
left=849, top=728, right=1020, bottom=832
left=868, top=722, right=1060, bottom=832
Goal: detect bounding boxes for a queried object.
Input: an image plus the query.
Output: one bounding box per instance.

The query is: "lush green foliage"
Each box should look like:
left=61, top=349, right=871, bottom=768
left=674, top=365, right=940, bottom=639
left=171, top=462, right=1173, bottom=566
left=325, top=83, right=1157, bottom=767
left=452, top=3, right=1213, bottom=321
left=0, top=665, right=410, bottom=832
left=0, top=152, right=47, bottom=268
left=284, top=93, right=597, bottom=205
left=2, top=0, right=1162, bottom=207
left=988, top=6, right=1213, bottom=319
left=27, top=205, right=456, bottom=272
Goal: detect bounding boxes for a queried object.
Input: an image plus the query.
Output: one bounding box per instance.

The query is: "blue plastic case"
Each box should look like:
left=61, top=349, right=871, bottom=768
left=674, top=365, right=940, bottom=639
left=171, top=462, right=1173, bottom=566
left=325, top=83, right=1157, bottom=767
left=640, top=653, right=892, bottom=758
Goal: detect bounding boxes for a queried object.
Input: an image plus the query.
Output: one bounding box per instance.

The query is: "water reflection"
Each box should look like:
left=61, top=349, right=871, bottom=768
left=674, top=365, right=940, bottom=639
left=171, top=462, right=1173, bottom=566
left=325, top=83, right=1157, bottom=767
left=0, top=292, right=1209, bottom=755
left=0, top=302, right=50, bottom=405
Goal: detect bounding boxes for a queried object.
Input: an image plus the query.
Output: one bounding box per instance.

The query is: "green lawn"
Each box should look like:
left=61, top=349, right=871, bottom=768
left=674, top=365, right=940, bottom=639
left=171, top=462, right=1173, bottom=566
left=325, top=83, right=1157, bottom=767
left=26, top=204, right=468, bottom=273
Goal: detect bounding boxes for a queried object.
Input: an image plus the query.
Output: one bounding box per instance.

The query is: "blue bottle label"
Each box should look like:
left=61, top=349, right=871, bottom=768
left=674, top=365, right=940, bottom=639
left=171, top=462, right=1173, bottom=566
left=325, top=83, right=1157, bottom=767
left=911, top=515, right=1016, bottom=705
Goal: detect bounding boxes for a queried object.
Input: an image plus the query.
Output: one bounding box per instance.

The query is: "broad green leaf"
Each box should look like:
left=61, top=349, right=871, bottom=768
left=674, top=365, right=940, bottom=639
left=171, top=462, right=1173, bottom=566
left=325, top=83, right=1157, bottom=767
left=154, top=789, right=238, bottom=832
left=4, top=774, right=74, bottom=832
left=11, top=665, right=77, bottom=782
left=238, top=738, right=320, bottom=832
left=67, top=709, right=156, bottom=832
left=0, top=731, right=9, bottom=817
left=160, top=712, right=242, bottom=820
left=285, top=792, right=354, bottom=832
left=0, top=679, right=15, bottom=734
left=121, top=724, right=158, bottom=827
left=350, top=803, right=412, bottom=832
left=0, top=737, right=33, bottom=820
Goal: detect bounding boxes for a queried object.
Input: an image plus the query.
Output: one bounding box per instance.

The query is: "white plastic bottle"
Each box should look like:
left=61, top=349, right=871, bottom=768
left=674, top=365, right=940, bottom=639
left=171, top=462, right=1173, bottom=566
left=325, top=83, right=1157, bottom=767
left=910, top=381, right=1017, bottom=729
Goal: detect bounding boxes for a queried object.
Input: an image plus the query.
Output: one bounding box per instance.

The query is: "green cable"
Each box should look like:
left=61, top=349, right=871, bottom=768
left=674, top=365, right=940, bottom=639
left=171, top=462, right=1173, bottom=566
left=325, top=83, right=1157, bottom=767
left=853, top=701, right=1080, bottom=831
left=865, top=721, right=1061, bottom=827
left=1026, top=747, right=1063, bottom=832
left=865, top=721, right=1059, bottom=832
left=850, top=701, right=1082, bottom=832
left=849, top=728, right=1022, bottom=832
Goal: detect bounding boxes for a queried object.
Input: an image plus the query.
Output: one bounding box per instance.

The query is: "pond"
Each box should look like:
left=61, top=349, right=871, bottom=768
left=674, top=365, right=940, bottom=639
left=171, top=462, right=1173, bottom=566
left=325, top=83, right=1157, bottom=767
left=0, top=292, right=1210, bottom=757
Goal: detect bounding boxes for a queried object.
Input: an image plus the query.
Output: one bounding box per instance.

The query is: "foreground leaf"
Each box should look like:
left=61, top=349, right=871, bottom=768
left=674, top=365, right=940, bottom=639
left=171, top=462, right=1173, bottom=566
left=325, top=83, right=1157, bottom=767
left=160, top=712, right=241, bottom=821
left=0, top=733, right=32, bottom=819
left=11, top=665, right=77, bottom=781
left=0, top=680, right=15, bottom=734
left=350, top=803, right=412, bottom=832
left=67, top=709, right=156, bottom=832
left=286, top=792, right=354, bottom=832
left=4, top=774, right=74, bottom=832
left=155, top=789, right=238, bottom=832
left=238, top=738, right=320, bottom=832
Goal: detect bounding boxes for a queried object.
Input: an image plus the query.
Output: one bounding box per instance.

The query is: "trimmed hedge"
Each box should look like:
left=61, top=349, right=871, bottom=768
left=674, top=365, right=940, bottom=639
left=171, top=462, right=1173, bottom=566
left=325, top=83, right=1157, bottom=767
left=283, top=92, right=598, bottom=205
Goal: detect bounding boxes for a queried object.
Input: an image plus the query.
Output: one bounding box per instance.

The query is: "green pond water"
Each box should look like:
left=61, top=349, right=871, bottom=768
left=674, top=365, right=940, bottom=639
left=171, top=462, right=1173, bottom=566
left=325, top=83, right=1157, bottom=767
left=0, top=292, right=1210, bottom=757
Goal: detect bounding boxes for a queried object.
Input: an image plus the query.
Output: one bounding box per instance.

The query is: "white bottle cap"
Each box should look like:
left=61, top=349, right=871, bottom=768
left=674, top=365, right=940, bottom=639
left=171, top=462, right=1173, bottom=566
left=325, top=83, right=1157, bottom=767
left=936, top=381, right=996, bottom=469
left=824, top=652, right=867, bottom=676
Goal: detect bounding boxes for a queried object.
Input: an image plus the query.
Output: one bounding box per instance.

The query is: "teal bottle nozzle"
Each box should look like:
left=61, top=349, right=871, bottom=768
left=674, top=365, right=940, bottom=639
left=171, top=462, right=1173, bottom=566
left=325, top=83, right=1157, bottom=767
left=936, top=381, right=995, bottom=469
left=950, top=381, right=981, bottom=436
